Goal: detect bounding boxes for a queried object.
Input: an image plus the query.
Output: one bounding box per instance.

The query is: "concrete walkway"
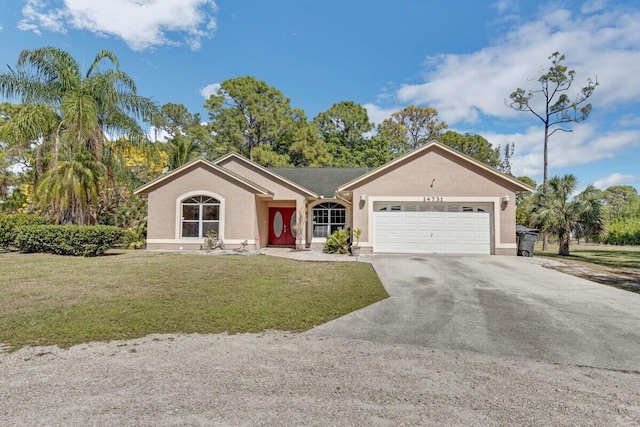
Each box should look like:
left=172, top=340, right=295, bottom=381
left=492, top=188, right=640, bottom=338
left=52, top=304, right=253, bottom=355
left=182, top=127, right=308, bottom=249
left=264, top=247, right=362, bottom=262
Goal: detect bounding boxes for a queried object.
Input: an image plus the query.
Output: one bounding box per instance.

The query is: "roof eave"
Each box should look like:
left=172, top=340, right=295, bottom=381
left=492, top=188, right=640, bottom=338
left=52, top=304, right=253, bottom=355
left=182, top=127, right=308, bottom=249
left=338, top=141, right=534, bottom=193
left=213, top=153, right=318, bottom=197
left=133, top=157, right=273, bottom=196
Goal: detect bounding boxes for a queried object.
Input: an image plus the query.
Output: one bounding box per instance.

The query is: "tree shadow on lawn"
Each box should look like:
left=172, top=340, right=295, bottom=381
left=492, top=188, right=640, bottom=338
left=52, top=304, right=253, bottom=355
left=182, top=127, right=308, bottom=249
left=567, top=250, right=640, bottom=269
left=540, top=249, right=640, bottom=294
left=541, top=248, right=640, bottom=270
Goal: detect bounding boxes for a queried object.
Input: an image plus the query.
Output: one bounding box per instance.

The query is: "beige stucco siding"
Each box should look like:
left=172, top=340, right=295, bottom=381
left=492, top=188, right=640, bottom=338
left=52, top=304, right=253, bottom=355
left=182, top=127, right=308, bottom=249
left=139, top=145, right=528, bottom=254
left=217, top=157, right=311, bottom=243
left=145, top=163, right=260, bottom=249
left=345, top=147, right=521, bottom=254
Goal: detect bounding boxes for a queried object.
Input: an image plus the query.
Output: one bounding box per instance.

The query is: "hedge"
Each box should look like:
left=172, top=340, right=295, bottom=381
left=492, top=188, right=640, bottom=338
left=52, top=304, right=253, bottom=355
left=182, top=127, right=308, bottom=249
left=0, top=213, right=50, bottom=248
left=603, top=218, right=640, bottom=246
left=14, top=225, right=125, bottom=257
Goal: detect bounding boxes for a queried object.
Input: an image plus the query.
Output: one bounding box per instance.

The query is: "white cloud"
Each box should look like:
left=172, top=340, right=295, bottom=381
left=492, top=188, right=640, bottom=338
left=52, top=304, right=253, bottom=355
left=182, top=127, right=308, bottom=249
left=581, top=0, right=608, bottom=14
left=391, top=5, right=640, bottom=124
left=199, top=83, right=221, bottom=99
left=366, top=2, right=640, bottom=182
left=494, top=0, right=516, bottom=14
left=593, top=173, right=638, bottom=189
left=18, top=0, right=68, bottom=34
left=616, top=114, right=640, bottom=128
left=148, top=126, right=170, bottom=143
left=18, top=0, right=218, bottom=51
left=363, top=103, right=397, bottom=125
left=485, top=125, right=640, bottom=179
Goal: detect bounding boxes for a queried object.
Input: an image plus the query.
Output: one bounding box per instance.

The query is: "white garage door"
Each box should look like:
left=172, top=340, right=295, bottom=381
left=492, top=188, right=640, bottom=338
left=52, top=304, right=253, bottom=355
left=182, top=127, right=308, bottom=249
left=373, top=204, right=491, bottom=254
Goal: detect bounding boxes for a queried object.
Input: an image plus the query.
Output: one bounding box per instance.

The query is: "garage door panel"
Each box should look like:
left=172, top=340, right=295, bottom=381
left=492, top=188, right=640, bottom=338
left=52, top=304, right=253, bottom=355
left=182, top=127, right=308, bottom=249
left=459, top=217, right=478, bottom=226
left=417, top=217, right=431, bottom=225
left=447, top=230, right=463, bottom=239
left=373, top=208, right=491, bottom=254
left=388, top=217, right=405, bottom=226
left=430, top=216, right=446, bottom=225
left=431, top=242, right=449, bottom=252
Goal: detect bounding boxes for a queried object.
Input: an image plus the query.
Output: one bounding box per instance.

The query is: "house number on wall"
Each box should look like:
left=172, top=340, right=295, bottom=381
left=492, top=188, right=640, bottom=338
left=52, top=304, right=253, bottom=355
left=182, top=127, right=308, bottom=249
left=424, top=196, right=444, bottom=202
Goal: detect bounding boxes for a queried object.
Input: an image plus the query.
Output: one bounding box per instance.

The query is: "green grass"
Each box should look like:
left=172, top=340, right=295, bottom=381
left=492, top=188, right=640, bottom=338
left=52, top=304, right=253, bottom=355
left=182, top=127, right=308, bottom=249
left=535, top=242, right=640, bottom=269
left=0, top=251, right=388, bottom=350
left=534, top=242, right=640, bottom=293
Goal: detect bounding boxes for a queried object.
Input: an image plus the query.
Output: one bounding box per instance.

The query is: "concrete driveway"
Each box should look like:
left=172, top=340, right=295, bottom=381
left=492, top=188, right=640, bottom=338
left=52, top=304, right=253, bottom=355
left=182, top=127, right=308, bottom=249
left=309, top=255, right=640, bottom=371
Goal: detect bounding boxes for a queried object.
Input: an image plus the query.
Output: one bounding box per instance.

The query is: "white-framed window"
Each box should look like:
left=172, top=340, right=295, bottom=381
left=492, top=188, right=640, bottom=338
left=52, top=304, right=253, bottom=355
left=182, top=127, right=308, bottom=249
left=313, top=202, right=346, bottom=238
left=181, top=196, right=220, bottom=238
left=376, top=203, right=490, bottom=213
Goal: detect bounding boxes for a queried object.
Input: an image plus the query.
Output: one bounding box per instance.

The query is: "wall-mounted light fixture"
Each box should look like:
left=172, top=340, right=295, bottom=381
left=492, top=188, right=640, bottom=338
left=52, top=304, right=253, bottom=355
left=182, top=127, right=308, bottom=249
left=502, top=194, right=510, bottom=203
left=360, top=194, right=367, bottom=202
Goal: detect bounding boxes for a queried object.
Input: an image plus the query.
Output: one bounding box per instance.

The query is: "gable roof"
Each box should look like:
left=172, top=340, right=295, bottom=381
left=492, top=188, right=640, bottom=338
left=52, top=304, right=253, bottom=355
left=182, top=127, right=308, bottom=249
left=338, top=140, right=534, bottom=193
left=213, top=152, right=318, bottom=197
left=269, top=167, right=370, bottom=198
left=133, top=157, right=273, bottom=196
left=134, top=143, right=533, bottom=198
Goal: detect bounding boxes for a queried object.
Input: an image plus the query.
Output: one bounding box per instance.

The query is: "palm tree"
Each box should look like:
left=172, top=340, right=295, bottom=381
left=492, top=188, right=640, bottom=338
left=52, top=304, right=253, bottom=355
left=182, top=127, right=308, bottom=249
left=166, top=136, right=201, bottom=169
left=0, top=47, right=157, bottom=223
left=531, top=174, right=604, bottom=256
left=36, top=147, right=105, bottom=225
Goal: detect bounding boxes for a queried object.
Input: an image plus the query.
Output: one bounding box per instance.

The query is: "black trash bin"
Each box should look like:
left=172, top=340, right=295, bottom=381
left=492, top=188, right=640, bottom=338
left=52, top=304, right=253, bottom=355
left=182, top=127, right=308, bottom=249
left=516, top=225, right=538, bottom=257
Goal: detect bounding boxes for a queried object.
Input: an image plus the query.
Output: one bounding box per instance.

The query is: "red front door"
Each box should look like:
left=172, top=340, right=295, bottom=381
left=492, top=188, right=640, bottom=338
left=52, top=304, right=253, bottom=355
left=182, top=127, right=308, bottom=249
left=268, top=207, right=296, bottom=246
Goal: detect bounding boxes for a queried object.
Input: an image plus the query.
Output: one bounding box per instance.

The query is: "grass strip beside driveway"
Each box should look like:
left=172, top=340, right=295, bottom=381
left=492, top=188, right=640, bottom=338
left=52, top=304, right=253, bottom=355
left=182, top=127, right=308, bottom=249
left=0, top=251, right=387, bottom=350
left=535, top=243, right=640, bottom=293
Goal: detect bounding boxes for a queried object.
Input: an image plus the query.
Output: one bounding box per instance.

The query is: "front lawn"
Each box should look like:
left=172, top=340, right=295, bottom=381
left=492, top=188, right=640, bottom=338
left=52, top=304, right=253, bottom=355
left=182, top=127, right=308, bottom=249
left=0, top=251, right=388, bottom=350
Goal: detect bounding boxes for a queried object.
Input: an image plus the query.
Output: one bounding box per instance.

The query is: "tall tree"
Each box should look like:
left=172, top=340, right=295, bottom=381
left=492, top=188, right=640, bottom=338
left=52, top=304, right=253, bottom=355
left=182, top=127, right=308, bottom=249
left=112, top=138, right=168, bottom=185
left=378, top=106, right=447, bottom=153
left=507, top=52, right=598, bottom=193
left=353, top=133, right=395, bottom=167
left=204, top=76, right=300, bottom=162
left=530, top=174, right=604, bottom=256
left=440, top=131, right=502, bottom=169
left=515, top=176, right=537, bottom=226
left=500, top=143, right=515, bottom=176
left=313, top=101, right=374, bottom=166
left=288, top=122, right=333, bottom=167
left=152, top=103, right=208, bottom=169
left=164, top=137, right=199, bottom=170
left=36, top=147, right=105, bottom=225
left=0, top=47, right=156, bottom=224
left=601, top=185, right=640, bottom=222
left=152, top=103, right=202, bottom=140
left=0, top=148, right=11, bottom=200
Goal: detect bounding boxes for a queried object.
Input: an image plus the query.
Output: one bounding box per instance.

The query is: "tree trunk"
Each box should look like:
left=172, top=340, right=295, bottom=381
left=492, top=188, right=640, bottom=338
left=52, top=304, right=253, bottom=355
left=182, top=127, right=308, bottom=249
left=558, top=232, right=570, bottom=256
left=558, top=237, right=569, bottom=256
left=541, top=124, right=550, bottom=252
left=543, top=128, right=549, bottom=194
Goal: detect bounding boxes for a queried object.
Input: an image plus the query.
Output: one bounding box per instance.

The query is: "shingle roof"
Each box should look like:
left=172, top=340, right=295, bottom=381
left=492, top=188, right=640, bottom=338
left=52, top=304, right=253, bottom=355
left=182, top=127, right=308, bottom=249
left=269, top=167, right=370, bottom=197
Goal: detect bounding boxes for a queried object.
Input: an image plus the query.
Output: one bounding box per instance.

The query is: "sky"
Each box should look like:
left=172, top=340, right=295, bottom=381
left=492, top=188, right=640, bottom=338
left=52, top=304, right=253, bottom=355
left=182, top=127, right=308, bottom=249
left=1, top=0, right=639, bottom=192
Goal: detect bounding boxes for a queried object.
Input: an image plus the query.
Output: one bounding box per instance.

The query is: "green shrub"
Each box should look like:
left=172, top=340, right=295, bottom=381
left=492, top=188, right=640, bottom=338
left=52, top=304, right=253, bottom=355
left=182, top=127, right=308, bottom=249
left=0, top=213, right=50, bottom=248
left=123, top=221, right=147, bottom=249
left=603, top=218, right=640, bottom=246
left=14, top=225, right=125, bottom=257
left=323, top=228, right=350, bottom=254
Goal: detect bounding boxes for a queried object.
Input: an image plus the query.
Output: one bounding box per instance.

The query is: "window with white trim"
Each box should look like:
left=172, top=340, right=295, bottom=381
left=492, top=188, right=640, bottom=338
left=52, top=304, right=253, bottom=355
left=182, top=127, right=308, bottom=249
left=313, top=202, right=346, bottom=238
left=181, top=196, right=220, bottom=238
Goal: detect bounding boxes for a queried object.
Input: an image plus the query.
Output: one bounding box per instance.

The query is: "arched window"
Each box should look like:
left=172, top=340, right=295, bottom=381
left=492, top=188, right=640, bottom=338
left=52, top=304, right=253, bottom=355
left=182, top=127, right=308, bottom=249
left=312, top=202, right=346, bottom=238
left=181, top=196, right=220, bottom=238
